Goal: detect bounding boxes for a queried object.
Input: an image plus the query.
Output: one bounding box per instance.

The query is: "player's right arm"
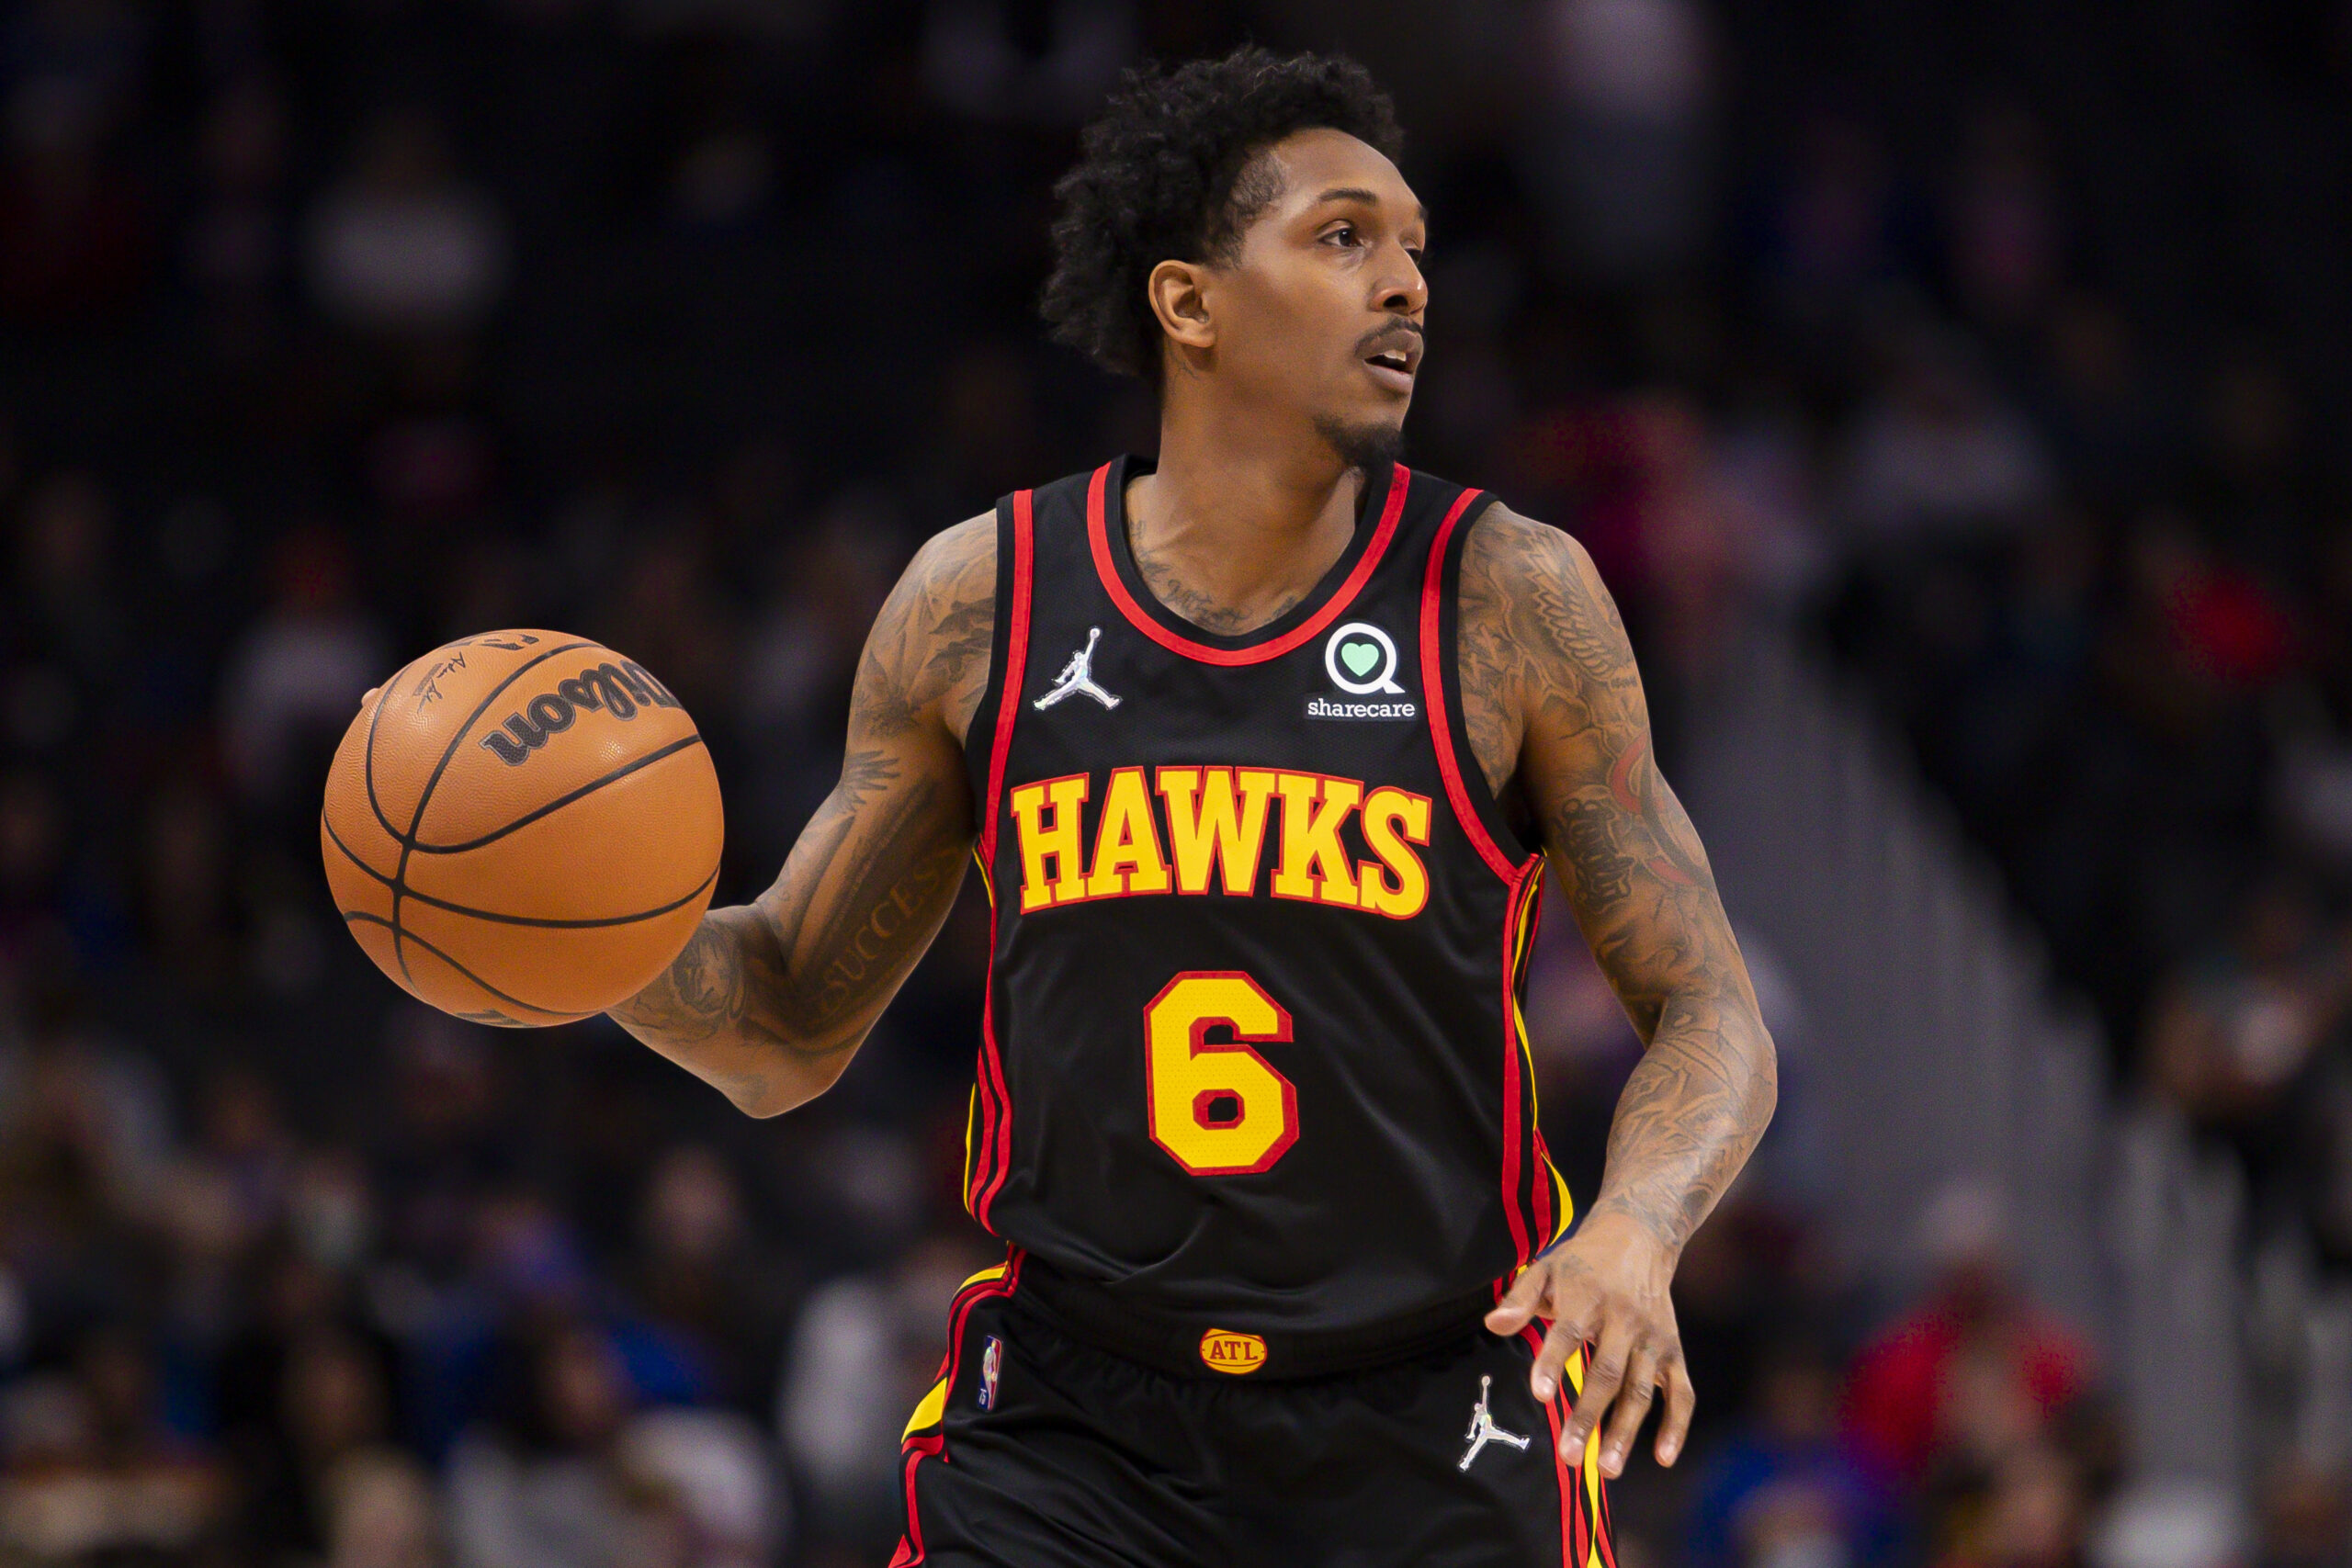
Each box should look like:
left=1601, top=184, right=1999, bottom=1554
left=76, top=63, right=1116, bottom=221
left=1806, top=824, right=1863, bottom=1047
left=605, top=514, right=997, bottom=1116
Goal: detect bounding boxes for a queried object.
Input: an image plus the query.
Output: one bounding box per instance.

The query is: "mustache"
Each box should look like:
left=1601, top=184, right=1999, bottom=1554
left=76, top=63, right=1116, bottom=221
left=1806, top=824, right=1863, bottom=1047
left=1355, top=321, right=1424, bottom=356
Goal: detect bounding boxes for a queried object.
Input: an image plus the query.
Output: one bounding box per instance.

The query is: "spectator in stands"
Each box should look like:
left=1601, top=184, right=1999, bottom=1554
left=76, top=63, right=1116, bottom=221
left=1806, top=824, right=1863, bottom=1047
left=2290, top=1052, right=2352, bottom=1269
left=2028, top=296, right=2173, bottom=510
left=1747, top=113, right=1915, bottom=365
left=779, top=1229, right=995, bottom=1558
left=137, top=781, right=236, bottom=997
left=1936, top=1441, right=2088, bottom=1568
left=919, top=0, right=1136, bottom=126
left=1688, top=1336, right=1900, bottom=1568
left=1843, top=1183, right=2093, bottom=1489
left=447, top=1319, right=775, bottom=1568
left=0, top=1325, right=229, bottom=1561
left=628, top=1145, right=796, bottom=1416
left=2088, top=1482, right=2247, bottom=1568
left=1944, top=103, right=2063, bottom=336
left=304, top=110, right=509, bottom=337
left=2256, top=1458, right=2349, bottom=1568
left=12, top=471, right=121, bottom=691
left=445, top=1322, right=655, bottom=1568
left=218, top=527, right=385, bottom=814
left=234, top=1323, right=406, bottom=1561
left=185, top=76, right=290, bottom=340
left=0, top=770, right=65, bottom=974
left=2144, top=875, right=2346, bottom=1204
left=1838, top=323, right=2052, bottom=547
left=1521, top=0, right=1717, bottom=284
left=322, top=1446, right=447, bottom=1568
left=0, top=67, right=153, bottom=321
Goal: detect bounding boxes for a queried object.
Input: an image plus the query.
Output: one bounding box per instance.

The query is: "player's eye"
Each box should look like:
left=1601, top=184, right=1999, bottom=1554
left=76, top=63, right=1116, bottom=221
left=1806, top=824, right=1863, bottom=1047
left=1321, top=224, right=1362, bottom=247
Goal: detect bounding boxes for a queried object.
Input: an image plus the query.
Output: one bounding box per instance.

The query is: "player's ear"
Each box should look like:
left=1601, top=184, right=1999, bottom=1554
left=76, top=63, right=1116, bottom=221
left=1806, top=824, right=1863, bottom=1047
left=1147, top=259, right=1217, bottom=356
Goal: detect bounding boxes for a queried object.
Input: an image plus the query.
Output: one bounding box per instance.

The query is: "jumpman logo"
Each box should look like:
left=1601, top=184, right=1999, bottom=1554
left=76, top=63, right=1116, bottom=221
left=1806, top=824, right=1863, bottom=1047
left=1035, top=627, right=1121, bottom=711
left=1458, top=1376, right=1532, bottom=1472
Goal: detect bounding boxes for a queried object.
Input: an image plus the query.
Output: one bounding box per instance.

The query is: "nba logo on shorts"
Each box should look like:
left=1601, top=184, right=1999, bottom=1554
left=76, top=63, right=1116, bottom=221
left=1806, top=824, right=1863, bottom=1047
left=978, top=1336, right=1003, bottom=1410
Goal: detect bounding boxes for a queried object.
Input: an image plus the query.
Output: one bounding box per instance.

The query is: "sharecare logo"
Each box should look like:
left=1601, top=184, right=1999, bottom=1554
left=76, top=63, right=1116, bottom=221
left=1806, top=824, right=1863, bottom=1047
left=1324, top=622, right=1404, bottom=696
left=1305, top=695, right=1418, bottom=721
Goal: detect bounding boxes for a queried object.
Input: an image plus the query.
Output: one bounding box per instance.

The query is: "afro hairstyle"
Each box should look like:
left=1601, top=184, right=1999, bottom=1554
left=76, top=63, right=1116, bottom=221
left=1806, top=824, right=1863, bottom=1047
left=1041, top=46, right=1403, bottom=386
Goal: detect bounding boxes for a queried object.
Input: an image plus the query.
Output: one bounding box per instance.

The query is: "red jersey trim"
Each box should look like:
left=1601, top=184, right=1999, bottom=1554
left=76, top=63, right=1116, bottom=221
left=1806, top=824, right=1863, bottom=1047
left=967, top=493, right=1033, bottom=1228
left=978, top=491, right=1035, bottom=866
left=1519, top=1325, right=1578, bottom=1568
left=1419, top=488, right=1524, bottom=883
left=1085, top=460, right=1411, bottom=666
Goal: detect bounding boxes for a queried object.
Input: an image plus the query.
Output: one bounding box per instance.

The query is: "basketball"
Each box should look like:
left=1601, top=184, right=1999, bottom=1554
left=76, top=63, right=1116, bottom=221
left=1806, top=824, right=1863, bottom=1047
left=320, top=630, right=724, bottom=1026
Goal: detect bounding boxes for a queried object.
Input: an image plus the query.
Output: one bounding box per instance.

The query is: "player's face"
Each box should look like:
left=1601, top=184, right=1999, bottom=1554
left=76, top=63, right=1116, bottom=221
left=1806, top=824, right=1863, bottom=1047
left=1213, top=130, right=1428, bottom=464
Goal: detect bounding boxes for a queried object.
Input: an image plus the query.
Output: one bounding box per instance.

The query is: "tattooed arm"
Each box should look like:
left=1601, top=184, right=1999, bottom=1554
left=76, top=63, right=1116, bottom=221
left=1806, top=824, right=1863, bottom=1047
left=1462, top=505, right=1778, bottom=1477
left=606, top=515, right=996, bottom=1116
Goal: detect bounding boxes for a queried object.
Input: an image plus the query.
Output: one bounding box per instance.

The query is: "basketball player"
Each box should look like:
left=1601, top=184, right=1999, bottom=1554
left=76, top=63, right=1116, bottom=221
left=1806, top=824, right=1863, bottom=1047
left=612, top=47, right=1775, bottom=1568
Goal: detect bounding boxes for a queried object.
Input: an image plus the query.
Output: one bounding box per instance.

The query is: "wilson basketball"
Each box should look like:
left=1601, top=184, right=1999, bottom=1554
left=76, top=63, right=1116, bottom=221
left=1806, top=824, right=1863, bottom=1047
left=321, top=630, right=724, bottom=1026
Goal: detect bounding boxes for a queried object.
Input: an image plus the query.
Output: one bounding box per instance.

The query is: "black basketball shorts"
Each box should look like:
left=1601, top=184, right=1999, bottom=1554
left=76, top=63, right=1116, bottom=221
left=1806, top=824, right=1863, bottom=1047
left=889, top=1260, right=1616, bottom=1568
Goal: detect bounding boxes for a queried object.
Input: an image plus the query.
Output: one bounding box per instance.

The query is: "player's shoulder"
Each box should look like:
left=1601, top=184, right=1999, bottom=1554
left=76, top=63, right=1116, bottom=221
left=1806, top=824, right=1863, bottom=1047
left=903, top=510, right=998, bottom=598
left=1453, top=496, right=1605, bottom=612
left=856, top=513, right=999, bottom=747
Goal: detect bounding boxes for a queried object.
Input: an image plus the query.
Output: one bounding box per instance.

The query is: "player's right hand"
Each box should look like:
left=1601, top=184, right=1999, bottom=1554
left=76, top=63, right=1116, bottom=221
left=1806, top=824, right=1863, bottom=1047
left=1484, top=1211, right=1696, bottom=1477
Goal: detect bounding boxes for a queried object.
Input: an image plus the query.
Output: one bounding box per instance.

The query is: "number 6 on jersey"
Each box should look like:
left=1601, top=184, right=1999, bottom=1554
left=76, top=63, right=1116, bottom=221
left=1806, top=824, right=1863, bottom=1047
left=1144, top=971, right=1299, bottom=1176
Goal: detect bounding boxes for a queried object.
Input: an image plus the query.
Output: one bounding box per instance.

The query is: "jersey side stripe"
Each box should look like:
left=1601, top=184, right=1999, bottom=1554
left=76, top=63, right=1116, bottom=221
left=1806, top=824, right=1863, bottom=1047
left=1515, top=873, right=1554, bottom=1243
left=1520, top=1325, right=1580, bottom=1568
left=969, top=492, right=1034, bottom=1224
left=891, top=1249, right=1024, bottom=1567
left=1499, top=858, right=1546, bottom=1265
left=1508, top=879, right=1577, bottom=1251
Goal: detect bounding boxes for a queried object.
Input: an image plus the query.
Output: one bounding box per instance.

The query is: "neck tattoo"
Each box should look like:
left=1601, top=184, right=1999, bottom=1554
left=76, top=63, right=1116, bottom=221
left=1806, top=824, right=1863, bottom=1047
left=1125, top=494, right=1309, bottom=637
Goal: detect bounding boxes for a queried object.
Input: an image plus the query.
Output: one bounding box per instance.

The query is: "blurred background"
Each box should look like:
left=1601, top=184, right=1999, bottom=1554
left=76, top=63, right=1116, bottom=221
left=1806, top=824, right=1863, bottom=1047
left=2, top=0, right=2349, bottom=1564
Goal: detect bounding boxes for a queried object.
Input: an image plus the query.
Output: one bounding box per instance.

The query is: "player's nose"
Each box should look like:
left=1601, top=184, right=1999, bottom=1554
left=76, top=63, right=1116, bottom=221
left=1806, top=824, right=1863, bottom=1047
left=1375, top=243, right=1428, bottom=316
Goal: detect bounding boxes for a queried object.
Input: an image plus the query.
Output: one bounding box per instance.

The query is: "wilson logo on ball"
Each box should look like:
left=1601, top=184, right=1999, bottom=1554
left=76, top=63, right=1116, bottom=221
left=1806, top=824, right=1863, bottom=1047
left=479, top=661, right=683, bottom=766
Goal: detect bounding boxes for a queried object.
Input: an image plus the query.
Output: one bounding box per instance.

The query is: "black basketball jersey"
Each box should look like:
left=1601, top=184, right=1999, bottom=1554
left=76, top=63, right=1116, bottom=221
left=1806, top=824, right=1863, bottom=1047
left=959, top=456, right=1573, bottom=1335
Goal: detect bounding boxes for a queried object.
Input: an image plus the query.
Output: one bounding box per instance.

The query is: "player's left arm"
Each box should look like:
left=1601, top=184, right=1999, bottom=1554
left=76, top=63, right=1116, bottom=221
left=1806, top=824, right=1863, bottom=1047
left=1458, top=503, right=1779, bottom=1476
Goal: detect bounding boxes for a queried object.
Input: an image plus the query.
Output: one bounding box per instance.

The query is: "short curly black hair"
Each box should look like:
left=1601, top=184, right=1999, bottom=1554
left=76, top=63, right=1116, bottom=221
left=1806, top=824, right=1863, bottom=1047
left=1041, top=46, right=1403, bottom=385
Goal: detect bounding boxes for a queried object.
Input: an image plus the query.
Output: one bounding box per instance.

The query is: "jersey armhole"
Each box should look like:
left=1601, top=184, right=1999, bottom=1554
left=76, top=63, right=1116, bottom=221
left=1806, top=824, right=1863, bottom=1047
left=967, top=491, right=1035, bottom=868
left=1420, top=490, right=1541, bottom=879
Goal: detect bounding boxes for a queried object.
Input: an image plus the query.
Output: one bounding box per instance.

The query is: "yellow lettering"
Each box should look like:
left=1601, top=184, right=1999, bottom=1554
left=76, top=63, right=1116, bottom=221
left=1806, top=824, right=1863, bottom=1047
left=1009, top=774, right=1091, bottom=911
left=1272, top=773, right=1362, bottom=907
left=1158, top=767, right=1277, bottom=897
left=1356, top=786, right=1432, bottom=919
left=1086, top=767, right=1171, bottom=897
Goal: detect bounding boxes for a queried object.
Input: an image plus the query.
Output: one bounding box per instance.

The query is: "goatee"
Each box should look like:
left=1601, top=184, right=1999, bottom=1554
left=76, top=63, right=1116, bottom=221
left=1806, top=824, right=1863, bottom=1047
left=1314, top=414, right=1406, bottom=478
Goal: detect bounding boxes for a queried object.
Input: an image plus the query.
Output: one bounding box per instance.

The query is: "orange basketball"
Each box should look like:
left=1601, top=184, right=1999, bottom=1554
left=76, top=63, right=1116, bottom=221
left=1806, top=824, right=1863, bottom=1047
left=321, top=630, right=724, bottom=1026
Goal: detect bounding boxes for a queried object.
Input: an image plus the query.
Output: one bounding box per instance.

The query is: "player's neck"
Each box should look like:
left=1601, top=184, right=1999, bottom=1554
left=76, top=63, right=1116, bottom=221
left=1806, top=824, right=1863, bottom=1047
left=1126, top=405, right=1367, bottom=631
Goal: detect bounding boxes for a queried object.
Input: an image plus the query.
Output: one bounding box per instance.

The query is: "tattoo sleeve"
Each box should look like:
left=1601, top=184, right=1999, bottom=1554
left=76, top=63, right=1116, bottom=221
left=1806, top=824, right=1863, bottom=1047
left=1459, top=507, right=1778, bottom=1250
left=608, top=514, right=996, bottom=1115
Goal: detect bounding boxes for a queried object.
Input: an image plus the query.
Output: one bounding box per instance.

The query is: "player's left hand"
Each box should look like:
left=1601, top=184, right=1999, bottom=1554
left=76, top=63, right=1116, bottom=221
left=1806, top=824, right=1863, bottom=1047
left=1483, top=1211, right=1693, bottom=1476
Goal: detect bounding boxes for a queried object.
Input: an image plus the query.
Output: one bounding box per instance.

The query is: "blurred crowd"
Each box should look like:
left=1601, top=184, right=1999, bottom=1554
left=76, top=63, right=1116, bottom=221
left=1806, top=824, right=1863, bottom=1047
left=3, top=0, right=2351, bottom=1564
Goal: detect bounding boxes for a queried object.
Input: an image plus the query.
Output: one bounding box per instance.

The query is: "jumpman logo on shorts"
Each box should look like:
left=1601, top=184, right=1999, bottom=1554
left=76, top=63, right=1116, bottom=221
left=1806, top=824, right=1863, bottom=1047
left=1035, top=627, right=1122, bottom=711
left=1458, top=1375, right=1532, bottom=1472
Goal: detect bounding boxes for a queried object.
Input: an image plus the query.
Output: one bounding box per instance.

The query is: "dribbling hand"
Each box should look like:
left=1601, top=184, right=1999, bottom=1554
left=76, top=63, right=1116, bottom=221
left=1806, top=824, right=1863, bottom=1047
left=1483, top=1211, right=1695, bottom=1477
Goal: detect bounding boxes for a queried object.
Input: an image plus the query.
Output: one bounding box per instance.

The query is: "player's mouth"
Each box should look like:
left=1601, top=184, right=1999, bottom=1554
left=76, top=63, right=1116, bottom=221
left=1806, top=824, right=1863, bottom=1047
left=1359, top=327, right=1422, bottom=394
